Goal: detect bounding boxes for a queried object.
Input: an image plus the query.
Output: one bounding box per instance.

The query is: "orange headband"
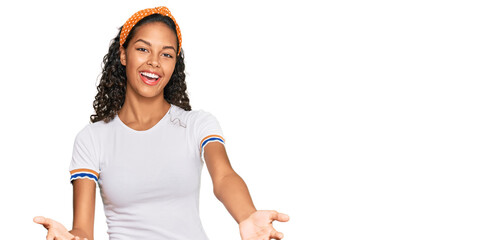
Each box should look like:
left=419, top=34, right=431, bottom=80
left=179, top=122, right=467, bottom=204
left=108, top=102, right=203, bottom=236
left=119, top=6, right=182, bottom=56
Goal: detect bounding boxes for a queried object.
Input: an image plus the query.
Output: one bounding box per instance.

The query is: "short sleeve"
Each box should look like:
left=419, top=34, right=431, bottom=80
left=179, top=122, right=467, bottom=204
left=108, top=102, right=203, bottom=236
left=194, top=111, right=225, bottom=163
left=68, top=125, right=100, bottom=185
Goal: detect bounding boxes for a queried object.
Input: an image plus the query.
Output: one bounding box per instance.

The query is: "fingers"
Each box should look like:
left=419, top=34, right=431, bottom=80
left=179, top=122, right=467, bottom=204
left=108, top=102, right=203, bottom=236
left=276, top=212, right=290, bottom=222
left=269, top=211, right=288, bottom=239
left=269, top=211, right=290, bottom=222
left=46, top=233, right=54, bottom=240
left=270, top=229, right=284, bottom=239
left=33, top=216, right=46, bottom=224
left=36, top=216, right=76, bottom=240
left=34, top=216, right=52, bottom=228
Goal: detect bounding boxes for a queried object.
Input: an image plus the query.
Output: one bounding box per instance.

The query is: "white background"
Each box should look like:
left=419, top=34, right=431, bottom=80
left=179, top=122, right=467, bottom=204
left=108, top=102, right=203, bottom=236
left=1, top=0, right=502, bottom=239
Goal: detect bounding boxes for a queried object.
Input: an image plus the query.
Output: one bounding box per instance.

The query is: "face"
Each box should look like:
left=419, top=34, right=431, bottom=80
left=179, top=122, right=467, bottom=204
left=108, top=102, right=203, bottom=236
left=120, top=21, right=178, bottom=99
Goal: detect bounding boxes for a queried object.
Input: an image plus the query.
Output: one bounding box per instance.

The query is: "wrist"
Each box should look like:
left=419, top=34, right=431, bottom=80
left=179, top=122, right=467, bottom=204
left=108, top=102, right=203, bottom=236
left=69, top=228, right=91, bottom=239
left=237, top=209, right=257, bottom=225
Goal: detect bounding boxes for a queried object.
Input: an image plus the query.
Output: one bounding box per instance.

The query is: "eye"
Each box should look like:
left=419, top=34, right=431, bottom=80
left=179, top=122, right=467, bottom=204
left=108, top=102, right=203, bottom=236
left=136, top=47, right=148, bottom=52
left=162, top=53, right=173, bottom=58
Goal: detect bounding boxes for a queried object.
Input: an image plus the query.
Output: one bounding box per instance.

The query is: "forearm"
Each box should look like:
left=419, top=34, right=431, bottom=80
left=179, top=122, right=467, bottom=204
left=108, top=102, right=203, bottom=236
left=214, top=172, right=257, bottom=224
left=69, top=228, right=92, bottom=240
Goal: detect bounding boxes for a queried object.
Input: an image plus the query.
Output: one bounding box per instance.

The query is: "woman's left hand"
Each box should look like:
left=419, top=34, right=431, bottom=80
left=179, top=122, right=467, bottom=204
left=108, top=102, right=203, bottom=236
left=239, top=210, right=290, bottom=240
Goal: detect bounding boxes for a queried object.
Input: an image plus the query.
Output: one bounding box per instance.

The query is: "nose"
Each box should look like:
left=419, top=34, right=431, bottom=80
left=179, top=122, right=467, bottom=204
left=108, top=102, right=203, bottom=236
left=147, top=54, right=160, bottom=68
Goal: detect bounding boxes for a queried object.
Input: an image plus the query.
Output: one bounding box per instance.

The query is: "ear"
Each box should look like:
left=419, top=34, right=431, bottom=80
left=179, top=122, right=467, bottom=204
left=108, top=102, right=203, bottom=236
left=119, top=46, right=126, bottom=66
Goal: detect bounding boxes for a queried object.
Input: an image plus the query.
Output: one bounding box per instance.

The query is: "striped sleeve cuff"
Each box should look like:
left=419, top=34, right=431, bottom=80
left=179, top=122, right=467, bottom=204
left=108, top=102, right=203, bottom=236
left=70, top=168, right=99, bottom=185
left=199, top=135, right=225, bottom=159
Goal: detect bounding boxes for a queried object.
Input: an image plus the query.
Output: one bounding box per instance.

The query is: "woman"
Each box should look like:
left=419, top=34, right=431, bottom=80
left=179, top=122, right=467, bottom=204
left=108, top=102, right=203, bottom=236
left=33, top=6, right=289, bottom=240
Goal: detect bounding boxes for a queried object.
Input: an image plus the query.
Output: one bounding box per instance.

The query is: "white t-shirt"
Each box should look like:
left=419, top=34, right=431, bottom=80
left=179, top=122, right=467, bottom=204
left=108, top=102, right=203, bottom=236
left=68, top=104, right=225, bottom=240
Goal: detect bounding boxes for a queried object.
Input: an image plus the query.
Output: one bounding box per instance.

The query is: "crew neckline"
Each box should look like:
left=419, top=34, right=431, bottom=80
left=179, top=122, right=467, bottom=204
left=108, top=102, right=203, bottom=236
left=116, top=105, right=174, bottom=134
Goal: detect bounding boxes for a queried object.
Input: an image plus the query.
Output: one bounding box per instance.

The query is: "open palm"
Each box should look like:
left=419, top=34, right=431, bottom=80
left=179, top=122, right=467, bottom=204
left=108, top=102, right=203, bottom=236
left=33, top=216, right=86, bottom=240
left=239, top=210, right=289, bottom=240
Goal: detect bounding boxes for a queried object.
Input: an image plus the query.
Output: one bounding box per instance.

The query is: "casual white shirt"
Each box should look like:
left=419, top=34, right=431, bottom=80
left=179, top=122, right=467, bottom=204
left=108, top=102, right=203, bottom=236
left=69, top=104, right=225, bottom=240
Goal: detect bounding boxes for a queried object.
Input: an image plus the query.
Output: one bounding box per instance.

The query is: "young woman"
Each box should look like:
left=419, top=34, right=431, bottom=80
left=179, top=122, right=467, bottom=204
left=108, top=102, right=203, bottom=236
left=33, top=6, right=289, bottom=240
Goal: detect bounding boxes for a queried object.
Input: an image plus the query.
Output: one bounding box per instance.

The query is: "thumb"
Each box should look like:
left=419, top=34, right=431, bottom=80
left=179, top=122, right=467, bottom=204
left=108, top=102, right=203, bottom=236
left=33, top=216, right=51, bottom=228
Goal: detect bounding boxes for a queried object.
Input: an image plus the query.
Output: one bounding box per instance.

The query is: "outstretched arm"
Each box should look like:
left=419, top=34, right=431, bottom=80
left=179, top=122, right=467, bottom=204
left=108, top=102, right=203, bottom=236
left=33, top=179, right=95, bottom=240
left=69, top=178, right=96, bottom=240
left=204, top=141, right=256, bottom=222
left=204, top=142, right=289, bottom=240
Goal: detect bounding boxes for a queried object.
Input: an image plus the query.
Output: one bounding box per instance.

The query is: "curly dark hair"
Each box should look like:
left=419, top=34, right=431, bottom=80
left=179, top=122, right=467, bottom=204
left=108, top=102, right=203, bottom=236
left=90, top=14, right=191, bottom=124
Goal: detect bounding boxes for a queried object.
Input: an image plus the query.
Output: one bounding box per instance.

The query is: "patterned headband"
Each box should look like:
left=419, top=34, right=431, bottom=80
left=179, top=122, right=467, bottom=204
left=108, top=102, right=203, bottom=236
left=119, top=6, right=182, bottom=56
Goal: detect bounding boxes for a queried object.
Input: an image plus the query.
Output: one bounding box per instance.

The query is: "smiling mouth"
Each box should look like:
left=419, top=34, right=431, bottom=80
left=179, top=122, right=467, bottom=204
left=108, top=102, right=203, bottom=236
left=140, top=71, right=161, bottom=85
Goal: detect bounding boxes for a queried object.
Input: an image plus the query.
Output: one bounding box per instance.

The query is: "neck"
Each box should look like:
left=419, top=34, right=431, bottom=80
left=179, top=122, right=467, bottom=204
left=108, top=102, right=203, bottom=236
left=118, top=87, right=171, bottom=125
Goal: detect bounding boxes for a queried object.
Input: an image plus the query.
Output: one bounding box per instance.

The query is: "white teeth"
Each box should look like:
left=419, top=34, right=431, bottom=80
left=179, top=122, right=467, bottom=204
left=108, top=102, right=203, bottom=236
left=140, top=72, right=160, bottom=79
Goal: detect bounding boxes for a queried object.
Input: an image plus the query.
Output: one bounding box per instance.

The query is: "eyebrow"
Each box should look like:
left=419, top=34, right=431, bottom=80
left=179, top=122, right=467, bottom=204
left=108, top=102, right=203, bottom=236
left=135, top=39, right=176, bottom=51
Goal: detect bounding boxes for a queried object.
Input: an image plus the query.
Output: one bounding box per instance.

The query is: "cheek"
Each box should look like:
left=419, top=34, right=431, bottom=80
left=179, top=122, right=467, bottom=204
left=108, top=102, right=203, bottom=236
left=164, top=62, right=177, bottom=76
left=125, top=55, right=144, bottom=76
left=126, top=64, right=138, bottom=78
left=125, top=66, right=142, bottom=84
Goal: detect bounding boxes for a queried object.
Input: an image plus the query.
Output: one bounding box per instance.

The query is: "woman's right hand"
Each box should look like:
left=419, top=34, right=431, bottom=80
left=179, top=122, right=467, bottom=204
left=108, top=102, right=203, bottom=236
left=33, top=216, right=87, bottom=240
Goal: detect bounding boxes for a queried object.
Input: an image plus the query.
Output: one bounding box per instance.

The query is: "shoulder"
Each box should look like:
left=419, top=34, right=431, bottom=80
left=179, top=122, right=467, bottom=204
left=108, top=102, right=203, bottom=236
left=170, top=104, right=216, bottom=125
left=74, top=118, right=113, bottom=142
left=85, top=120, right=109, bottom=134
left=189, top=109, right=219, bottom=128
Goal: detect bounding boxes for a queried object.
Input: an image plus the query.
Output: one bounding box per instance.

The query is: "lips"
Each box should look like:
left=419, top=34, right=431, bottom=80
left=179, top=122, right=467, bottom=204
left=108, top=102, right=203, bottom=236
left=139, top=71, right=161, bottom=86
